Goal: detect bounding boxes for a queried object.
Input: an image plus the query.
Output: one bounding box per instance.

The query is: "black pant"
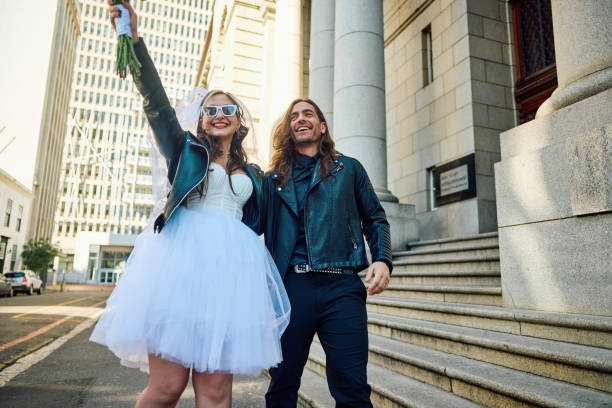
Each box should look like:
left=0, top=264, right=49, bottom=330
left=266, top=270, right=372, bottom=408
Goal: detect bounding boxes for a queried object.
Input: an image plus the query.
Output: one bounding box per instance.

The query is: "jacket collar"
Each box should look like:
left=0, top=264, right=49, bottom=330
left=308, top=155, right=343, bottom=190
left=271, top=155, right=344, bottom=217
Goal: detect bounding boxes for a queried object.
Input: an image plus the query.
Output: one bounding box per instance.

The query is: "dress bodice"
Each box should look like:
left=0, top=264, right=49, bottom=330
left=185, top=162, right=253, bottom=219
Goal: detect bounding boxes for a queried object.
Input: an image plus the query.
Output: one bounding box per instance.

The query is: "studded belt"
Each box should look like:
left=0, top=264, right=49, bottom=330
left=293, top=263, right=354, bottom=275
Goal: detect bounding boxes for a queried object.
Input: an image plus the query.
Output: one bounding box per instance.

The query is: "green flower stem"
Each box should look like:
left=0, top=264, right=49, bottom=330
left=114, top=0, right=140, bottom=80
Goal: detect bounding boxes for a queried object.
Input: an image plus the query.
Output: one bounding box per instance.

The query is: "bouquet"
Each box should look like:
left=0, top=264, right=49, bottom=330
left=113, top=0, right=141, bottom=80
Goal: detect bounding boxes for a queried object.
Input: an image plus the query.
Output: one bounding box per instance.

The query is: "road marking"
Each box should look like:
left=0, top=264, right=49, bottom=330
left=0, top=300, right=107, bottom=353
left=10, top=297, right=89, bottom=319
left=0, top=316, right=72, bottom=353
left=0, top=311, right=103, bottom=387
left=0, top=338, right=54, bottom=369
left=0, top=306, right=104, bottom=318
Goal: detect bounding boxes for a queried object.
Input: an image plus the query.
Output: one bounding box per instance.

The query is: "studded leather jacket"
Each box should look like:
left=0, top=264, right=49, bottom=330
left=246, top=155, right=393, bottom=278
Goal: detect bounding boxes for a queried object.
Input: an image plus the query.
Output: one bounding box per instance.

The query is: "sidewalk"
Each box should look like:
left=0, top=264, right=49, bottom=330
left=45, top=283, right=116, bottom=292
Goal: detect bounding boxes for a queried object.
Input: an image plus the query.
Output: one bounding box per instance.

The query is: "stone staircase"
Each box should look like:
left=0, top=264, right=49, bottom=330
left=297, top=232, right=612, bottom=407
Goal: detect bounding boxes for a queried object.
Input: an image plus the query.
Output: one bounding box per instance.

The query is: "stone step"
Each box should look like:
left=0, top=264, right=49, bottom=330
left=367, top=312, right=612, bottom=392
left=366, top=297, right=612, bottom=349
left=392, top=260, right=500, bottom=274
left=407, top=232, right=499, bottom=252
left=389, top=272, right=501, bottom=286
left=296, top=367, right=335, bottom=408
left=393, top=245, right=500, bottom=263
left=382, top=284, right=503, bottom=306
left=367, top=334, right=612, bottom=408
left=306, top=341, right=484, bottom=408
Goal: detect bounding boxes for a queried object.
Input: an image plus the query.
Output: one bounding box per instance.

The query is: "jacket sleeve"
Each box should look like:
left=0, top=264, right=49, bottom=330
left=132, top=39, right=185, bottom=161
left=354, top=160, right=393, bottom=273
left=241, top=165, right=265, bottom=234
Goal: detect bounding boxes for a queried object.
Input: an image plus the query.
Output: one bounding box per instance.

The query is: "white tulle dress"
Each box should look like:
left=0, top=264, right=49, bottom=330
left=90, top=162, right=291, bottom=374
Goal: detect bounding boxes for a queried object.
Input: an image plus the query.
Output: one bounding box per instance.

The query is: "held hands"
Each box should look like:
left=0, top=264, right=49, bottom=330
left=364, top=261, right=390, bottom=296
left=108, top=0, right=139, bottom=43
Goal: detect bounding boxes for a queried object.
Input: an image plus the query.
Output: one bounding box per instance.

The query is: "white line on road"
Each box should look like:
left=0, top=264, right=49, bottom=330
left=0, top=306, right=104, bottom=318
left=0, top=309, right=103, bottom=387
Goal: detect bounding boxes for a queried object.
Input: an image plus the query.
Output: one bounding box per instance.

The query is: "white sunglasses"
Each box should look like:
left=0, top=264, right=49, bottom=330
left=201, top=104, right=238, bottom=118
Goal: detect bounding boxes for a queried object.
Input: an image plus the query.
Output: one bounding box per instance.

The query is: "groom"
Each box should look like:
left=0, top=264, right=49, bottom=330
left=246, top=98, right=392, bottom=407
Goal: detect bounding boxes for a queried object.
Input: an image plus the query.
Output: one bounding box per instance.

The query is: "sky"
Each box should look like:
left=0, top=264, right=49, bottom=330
left=0, top=0, right=59, bottom=188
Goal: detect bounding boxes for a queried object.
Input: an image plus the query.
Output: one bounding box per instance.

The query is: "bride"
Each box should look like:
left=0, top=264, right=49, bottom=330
left=90, top=2, right=290, bottom=407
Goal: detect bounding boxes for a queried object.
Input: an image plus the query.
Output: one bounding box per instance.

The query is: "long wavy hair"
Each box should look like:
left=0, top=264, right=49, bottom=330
left=269, top=98, right=337, bottom=187
left=195, top=90, right=249, bottom=196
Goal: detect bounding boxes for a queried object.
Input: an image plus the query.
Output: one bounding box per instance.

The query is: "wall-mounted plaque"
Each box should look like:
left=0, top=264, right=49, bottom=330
left=433, top=153, right=476, bottom=206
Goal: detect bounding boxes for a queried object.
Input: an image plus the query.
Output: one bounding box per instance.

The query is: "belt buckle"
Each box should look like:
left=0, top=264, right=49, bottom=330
left=294, top=263, right=311, bottom=274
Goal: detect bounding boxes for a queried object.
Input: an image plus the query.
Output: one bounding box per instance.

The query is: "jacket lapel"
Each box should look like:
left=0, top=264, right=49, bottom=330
left=272, top=172, right=299, bottom=217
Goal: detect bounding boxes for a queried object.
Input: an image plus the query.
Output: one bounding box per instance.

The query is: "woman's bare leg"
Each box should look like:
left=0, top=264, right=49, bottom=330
left=192, top=371, right=233, bottom=408
left=135, top=354, right=190, bottom=408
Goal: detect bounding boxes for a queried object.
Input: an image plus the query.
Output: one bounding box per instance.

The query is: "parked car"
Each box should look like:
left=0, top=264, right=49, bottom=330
left=5, top=271, right=43, bottom=295
left=0, top=274, right=14, bottom=297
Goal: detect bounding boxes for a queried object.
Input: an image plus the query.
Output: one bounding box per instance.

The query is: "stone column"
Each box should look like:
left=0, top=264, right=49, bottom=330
left=333, top=0, right=396, bottom=203
left=271, top=0, right=302, bottom=121
left=331, top=0, right=417, bottom=250
left=308, top=0, right=335, bottom=131
left=537, top=0, right=612, bottom=116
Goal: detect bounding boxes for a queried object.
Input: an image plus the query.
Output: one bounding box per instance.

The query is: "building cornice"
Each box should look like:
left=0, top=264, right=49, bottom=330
left=0, top=168, right=34, bottom=197
left=259, top=0, right=276, bottom=20
left=384, top=0, right=434, bottom=47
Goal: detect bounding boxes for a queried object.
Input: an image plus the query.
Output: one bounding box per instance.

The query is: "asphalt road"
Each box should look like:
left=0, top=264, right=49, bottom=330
left=0, top=288, right=280, bottom=407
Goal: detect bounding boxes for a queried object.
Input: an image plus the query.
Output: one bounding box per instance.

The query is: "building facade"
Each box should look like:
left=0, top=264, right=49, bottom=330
left=196, top=0, right=519, bottom=240
left=0, top=169, right=33, bottom=274
left=383, top=0, right=518, bottom=240
left=0, top=0, right=81, bottom=244
left=28, top=0, right=82, bottom=242
left=52, top=0, right=211, bottom=283
left=197, top=0, right=311, bottom=168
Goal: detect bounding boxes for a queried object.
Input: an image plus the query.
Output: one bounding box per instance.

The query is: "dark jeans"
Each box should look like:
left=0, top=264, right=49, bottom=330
left=265, top=270, right=372, bottom=408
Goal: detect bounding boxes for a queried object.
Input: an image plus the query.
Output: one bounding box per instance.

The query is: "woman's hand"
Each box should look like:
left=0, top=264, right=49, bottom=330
left=108, top=0, right=139, bottom=43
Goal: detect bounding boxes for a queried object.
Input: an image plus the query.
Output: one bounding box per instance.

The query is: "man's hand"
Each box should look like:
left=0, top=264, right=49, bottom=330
left=364, top=261, right=390, bottom=295
left=108, top=0, right=139, bottom=43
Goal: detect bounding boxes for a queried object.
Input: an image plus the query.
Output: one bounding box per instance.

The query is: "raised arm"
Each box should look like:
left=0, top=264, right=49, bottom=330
left=108, top=0, right=185, bottom=160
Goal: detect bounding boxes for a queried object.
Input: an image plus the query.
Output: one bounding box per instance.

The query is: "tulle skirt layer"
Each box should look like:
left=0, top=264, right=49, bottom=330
left=90, top=206, right=291, bottom=374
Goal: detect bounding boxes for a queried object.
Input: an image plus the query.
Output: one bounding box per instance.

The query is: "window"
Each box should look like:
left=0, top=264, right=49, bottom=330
left=421, top=25, right=433, bottom=86
left=512, top=0, right=557, bottom=123
left=4, top=199, right=12, bottom=227
left=16, top=205, right=23, bottom=232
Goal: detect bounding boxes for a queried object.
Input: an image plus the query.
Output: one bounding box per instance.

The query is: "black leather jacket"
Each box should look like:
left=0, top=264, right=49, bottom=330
left=247, top=156, right=393, bottom=278
left=132, top=39, right=263, bottom=231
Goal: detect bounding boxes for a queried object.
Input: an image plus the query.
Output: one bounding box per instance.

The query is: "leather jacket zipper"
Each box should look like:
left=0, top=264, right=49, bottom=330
left=166, top=138, right=210, bottom=222
left=347, top=219, right=358, bottom=250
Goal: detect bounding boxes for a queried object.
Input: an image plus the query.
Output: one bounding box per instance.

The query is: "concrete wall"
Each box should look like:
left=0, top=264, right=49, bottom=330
left=383, top=0, right=517, bottom=240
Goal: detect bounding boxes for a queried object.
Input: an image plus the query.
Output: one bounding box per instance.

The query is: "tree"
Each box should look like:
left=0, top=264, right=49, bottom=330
left=21, top=239, right=58, bottom=286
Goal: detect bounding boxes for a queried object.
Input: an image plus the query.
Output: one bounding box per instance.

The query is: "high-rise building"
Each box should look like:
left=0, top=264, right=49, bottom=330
left=53, top=0, right=211, bottom=283
left=0, top=0, right=81, bottom=246
left=29, top=0, right=82, bottom=242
